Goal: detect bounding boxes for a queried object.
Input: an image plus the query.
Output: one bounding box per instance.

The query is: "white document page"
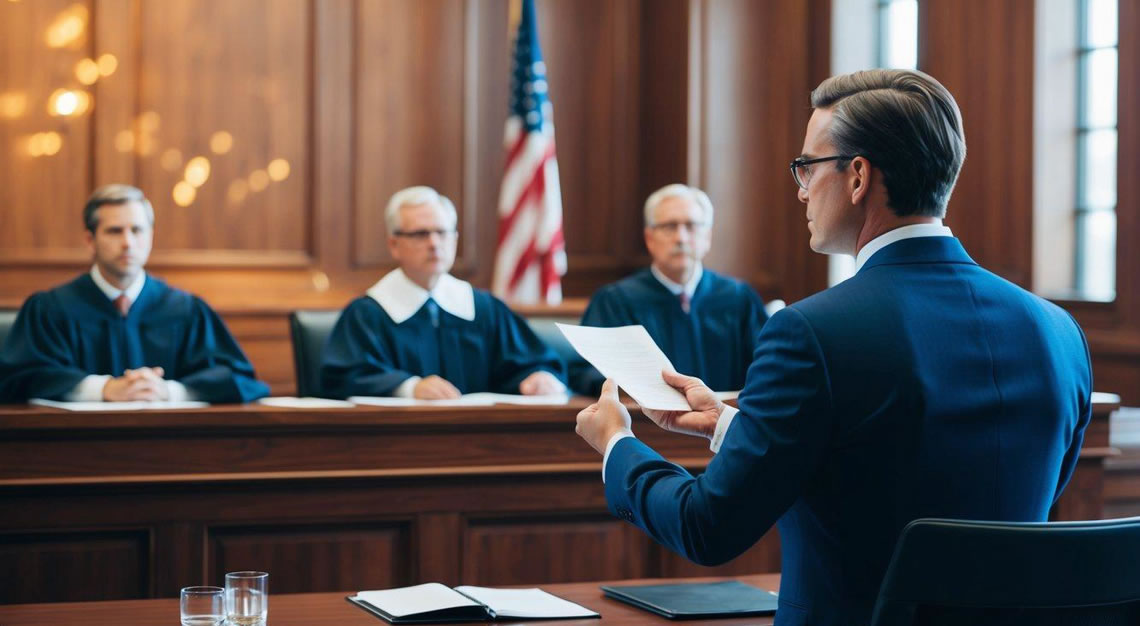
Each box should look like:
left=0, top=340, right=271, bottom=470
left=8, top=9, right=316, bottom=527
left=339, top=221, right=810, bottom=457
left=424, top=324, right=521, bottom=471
left=455, top=586, right=599, bottom=619
left=556, top=323, right=690, bottom=411
left=257, top=397, right=356, bottom=409
left=30, top=399, right=209, bottom=411
left=462, top=392, right=571, bottom=406
left=348, top=395, right=497, bottom=408
left=356, top=583, right=479, bottom=618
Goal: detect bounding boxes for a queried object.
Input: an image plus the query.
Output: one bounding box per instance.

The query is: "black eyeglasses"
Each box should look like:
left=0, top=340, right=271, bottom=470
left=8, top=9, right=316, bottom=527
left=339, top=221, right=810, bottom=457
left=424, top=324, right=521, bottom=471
left=789, top=155, right=859, bottom=190
left=393, top=228, right=457, bottom=242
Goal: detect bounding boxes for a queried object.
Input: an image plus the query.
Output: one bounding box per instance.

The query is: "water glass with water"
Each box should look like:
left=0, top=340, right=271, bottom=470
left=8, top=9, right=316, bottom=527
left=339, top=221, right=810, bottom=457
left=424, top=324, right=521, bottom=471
left=180, top=586, right=224, bottom=626
left=225, top=571, right=268, bottom=625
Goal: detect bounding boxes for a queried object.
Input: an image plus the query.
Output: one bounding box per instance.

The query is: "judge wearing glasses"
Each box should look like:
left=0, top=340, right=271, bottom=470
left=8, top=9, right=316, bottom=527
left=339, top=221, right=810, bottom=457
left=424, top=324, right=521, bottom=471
left=574, top=70, right=1091, bottom=624
left=569, top=184, right=769, bottom=396
left=319, top=186, right=566, bottom=399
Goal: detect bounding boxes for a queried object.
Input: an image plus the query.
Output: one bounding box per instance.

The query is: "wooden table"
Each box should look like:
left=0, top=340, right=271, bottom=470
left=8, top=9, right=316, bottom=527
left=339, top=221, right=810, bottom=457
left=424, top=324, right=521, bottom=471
left=0, top=397, right=1116, bottom=605
left=0, top=574, right=782, bottom=625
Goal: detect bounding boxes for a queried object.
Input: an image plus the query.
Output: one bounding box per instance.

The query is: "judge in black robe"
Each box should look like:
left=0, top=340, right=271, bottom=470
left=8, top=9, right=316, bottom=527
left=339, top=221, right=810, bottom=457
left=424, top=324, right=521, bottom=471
left=569, top=184, right=768, bottom=395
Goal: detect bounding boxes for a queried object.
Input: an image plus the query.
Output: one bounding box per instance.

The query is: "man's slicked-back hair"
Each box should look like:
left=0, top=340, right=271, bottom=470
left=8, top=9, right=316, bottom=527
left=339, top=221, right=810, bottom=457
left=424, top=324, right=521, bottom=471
left=83, top=184, right=155, bottom=232
left=810, top=69, right=966, bottom=218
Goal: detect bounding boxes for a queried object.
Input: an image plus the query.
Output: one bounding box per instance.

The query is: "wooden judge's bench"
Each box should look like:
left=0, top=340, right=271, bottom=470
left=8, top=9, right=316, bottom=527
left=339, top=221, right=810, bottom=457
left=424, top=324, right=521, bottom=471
left=0, top=398, right=1117, bottom=605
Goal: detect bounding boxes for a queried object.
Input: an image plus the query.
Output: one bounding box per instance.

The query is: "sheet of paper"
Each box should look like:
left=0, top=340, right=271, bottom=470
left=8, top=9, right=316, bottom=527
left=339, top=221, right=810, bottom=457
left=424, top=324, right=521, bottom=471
left=349, top=395, right=497, bottom=408
left=714, top=390, right=740, bottom=402
left=30, top=399, right=209, bottom=411
left=257, top=397, right=356, bottom=409
left=462, top=392, right=571, bottom=406
left=556, top=323, right=690, bottom=411
left=455, top=586, right=599, bottom=619
left=357, top=583, right=479, bottom=618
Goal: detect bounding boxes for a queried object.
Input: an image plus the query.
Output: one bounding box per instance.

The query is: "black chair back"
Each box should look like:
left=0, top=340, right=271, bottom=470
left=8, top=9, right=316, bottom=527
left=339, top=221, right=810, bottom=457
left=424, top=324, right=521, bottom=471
left=525, top=316, right=584, bottom=371
left=872, top=516, right=1140, bottom=626
left=0, top=310, right=17, bottom=350
left=288, top=310, right=341, bottom=398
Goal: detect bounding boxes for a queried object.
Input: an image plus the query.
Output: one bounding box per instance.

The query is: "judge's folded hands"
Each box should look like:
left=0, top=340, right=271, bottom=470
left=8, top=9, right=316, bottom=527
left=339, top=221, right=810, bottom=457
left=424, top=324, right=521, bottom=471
left=102, top=366, right=170, bottom=402
left=413, top=375, right=462, bottom=399
left=575, top=372, right=726, bottom=454
left=518, top=370, right=564, bottom=396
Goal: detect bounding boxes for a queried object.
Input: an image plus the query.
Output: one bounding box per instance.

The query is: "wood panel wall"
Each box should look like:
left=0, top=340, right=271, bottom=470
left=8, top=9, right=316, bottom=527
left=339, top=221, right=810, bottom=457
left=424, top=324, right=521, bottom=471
left=0, top=0, right=832, bottom=395
left=920, top=0, right=1140, bottom=404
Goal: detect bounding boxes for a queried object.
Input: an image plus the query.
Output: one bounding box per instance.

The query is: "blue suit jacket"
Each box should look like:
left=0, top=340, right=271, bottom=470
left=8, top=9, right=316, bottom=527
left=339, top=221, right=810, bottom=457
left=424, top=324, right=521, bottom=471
left=605, top=237, right=1092, bottom=625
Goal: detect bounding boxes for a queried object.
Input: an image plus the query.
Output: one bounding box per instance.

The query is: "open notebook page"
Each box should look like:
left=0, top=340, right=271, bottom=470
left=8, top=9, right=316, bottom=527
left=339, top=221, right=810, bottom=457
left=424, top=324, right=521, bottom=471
left=356, top=583, right=479, bottom=618
left=454, top=586, right=599, bottom=619
left=556, top=323, right=690, bottom=411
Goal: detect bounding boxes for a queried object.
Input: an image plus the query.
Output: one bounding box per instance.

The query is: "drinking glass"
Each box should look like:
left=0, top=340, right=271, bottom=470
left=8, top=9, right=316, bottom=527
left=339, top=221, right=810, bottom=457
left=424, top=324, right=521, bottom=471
left=225, top=571, right=268, bottom=625
left=180, top=586, right=224, bottom=626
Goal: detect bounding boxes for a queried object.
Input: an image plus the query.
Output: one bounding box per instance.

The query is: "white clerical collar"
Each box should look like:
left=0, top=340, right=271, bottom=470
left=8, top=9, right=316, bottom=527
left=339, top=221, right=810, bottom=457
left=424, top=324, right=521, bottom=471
left=90, top=265, right=146, bottom=303
left=855, top=223, right=954, bottom=272
left=650, top=263, right=703, bottom=298
left=367, top=268, right=476, bottom=324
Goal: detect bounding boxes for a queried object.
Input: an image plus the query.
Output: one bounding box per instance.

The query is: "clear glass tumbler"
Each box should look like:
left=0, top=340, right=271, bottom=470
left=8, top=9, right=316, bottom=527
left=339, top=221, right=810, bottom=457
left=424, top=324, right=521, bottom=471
left=225, top=571, right=269, bottom=626
left=180, top=586, right=224, bottom=626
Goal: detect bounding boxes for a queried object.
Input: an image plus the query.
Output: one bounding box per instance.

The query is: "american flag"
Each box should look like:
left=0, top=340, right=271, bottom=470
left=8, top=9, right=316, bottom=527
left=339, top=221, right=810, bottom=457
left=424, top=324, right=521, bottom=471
left=492, top=0, right=566, bottom=304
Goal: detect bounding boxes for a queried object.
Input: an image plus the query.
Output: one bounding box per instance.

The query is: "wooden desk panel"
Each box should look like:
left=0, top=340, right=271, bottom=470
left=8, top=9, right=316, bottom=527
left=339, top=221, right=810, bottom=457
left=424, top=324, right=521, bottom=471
left=0, top=574, right=783, bottom=625
left=0, top=400, right=1115, bottom=605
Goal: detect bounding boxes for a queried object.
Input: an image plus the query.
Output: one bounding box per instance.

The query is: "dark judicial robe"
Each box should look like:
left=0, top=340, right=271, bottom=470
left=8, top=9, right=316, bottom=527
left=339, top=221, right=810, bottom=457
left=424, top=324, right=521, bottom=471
left=0, top=274, right=269, bottom=403
left=570, top=268, right=768, bottom=395
left=319, top=273, right=566, bottom=398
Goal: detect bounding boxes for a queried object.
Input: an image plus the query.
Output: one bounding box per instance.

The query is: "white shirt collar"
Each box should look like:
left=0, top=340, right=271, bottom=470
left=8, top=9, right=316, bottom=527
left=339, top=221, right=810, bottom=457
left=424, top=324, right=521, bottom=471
left=90, top=265, right=146, bottom=303
left=854, top=223, right=954, bottom=272
left=650, top=263, right=703, bottom=298
left=366, top=268, right=476, bottom=324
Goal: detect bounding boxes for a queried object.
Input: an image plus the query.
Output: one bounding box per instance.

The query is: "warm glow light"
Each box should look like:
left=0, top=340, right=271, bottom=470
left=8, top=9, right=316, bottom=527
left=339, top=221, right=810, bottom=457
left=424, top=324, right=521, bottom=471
left=172, top=181, right=196, bottom=207
left=114, top=129, right=134, bottom=152
left=184, top=156, right=211, bottom=187
left=26, top=134, right=44, bottom=157
left=267, top=158, right=290, bottom=182
left=137, top=111, right=160, bottom=132
left=45, top=5, right=88, bottom=48
left=41, top=132, right=62, bottom=155
left=0, top=91, right=27, bottom=119
left=75, top=58, right=99, bottom=85
left=136, top=134, right=156, bottom=156
left=248, top=169, right=269, bottom=192
left=311, top=271, right=331, bottom=292
left=160, top=148, right=183, bottom=172
left=209, top=131, right=233, bottom=154
left=48, top=89, right=90, bottom=117
left=96, top=53, right=118, bottom=76
left=227, top=179, right=249, bottom=205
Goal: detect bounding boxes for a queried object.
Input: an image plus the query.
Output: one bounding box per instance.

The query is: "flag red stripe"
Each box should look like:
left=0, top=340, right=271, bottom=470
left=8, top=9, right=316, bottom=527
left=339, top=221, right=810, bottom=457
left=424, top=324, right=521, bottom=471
left=497, top=150, right=551, bottom=246
left=503, top=128, right=528, bottom=172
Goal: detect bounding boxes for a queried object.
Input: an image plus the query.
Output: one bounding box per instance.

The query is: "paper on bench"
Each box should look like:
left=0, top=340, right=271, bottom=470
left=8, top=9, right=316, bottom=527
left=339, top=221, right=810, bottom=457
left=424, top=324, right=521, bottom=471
left=555, top=323, right=690, bottom=411
left=30, top=398, right=209, bottom=411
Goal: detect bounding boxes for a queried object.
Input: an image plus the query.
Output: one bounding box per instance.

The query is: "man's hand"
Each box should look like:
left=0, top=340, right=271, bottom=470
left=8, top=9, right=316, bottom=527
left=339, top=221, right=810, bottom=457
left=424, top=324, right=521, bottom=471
left=642, top=370, right=724, bottom=439
left=575, top=378, right=632, bottom=454
left=519, top=371, right=565, bottom=396
left=413, top=375, right=462, bottom=399
left=102, top=367, right=170, bottom=401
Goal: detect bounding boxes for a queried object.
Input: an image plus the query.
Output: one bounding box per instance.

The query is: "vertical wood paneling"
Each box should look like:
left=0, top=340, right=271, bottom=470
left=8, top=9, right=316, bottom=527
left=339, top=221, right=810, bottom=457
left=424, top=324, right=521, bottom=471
left=135, top=0, right=311, bottom=255
left=919, top=0, right=1035, bottom=287
left=352, top=0, right=467, bottom=268
left=0, top=0, right=94, bottom=258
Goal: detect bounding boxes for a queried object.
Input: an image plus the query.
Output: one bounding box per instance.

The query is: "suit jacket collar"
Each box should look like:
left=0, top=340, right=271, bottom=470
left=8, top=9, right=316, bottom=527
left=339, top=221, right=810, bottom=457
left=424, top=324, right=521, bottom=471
left=858, top=236, right=977, bottom=273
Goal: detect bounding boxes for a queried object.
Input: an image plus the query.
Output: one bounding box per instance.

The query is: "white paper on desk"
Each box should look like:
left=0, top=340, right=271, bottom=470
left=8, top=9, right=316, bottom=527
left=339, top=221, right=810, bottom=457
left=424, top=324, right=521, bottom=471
left=29, top=398, right=209, bottom=411
left=455, top=585, right=600, bottom=619
left=257, top=397, right=356, bottom=409
left=462, top=392, right=571, bottom=406
left=357, top=583, right=479, bottom=617
left=556, top=323, right=690, bottom=411
left=348, top=395, right=497, bottom=407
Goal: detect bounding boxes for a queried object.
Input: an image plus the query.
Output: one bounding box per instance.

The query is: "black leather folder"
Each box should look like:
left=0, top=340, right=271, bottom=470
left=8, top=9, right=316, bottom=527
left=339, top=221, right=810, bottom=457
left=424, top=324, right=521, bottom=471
left=600, top=581, right=778, bottom=619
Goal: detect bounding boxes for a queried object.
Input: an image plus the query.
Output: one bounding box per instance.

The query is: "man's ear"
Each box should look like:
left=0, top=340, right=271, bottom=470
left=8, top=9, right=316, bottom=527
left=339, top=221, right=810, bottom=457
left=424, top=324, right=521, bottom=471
left=850, top=157, right=872, bottom=205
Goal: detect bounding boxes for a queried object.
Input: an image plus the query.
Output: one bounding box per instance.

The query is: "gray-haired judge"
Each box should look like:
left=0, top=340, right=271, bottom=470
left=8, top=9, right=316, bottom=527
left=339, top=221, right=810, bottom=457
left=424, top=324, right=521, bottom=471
left=569, top=184, right=769, bottom=396
left=319, top=185, right=566, bottom=399
left=0, top=184, right=270, bottom=404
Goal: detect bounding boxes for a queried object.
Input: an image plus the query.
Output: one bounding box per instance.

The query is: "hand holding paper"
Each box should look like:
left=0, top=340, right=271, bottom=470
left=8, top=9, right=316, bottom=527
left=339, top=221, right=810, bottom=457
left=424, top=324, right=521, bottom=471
left=555, top=324, right=689, bottom=411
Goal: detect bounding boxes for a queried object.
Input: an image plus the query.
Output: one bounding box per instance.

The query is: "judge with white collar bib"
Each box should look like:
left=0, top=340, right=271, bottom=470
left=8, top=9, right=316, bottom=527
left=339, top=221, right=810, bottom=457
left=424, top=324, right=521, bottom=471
left=319, top=186, right=566, bottom=400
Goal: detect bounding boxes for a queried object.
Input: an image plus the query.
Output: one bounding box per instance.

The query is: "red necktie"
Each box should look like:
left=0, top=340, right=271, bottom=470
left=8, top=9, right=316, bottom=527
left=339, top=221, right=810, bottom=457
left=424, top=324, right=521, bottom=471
left=679, top=292, right=691, bottom=314
left=113, top=294, right=131, bottom=316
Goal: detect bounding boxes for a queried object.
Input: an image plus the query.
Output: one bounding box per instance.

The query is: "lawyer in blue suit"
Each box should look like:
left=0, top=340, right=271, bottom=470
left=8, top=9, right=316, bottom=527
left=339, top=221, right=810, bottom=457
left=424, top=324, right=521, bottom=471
left=574, top=69, right=1092, bottom=626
